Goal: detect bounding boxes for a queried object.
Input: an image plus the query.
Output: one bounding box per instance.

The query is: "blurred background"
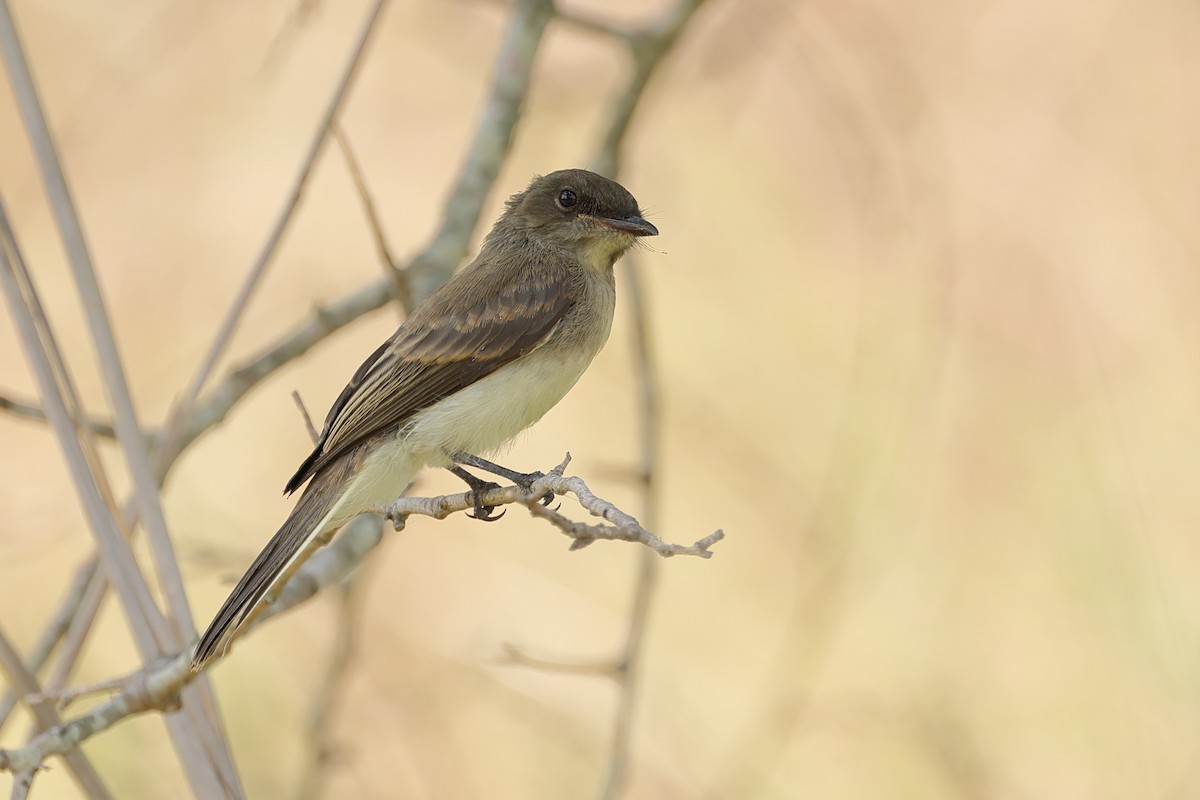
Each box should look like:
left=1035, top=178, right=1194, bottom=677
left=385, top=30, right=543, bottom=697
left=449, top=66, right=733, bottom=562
left=3, top=0, right=1200, bottom=797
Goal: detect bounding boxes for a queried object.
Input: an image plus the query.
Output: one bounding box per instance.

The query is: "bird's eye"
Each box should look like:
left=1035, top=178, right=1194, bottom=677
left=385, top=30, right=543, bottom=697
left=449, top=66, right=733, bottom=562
left=557, top=188, right=578, bottom=209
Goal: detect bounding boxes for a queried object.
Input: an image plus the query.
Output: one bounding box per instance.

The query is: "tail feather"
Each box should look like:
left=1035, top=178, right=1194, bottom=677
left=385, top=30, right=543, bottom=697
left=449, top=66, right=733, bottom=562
left=191, top=480, right=347, bottom=671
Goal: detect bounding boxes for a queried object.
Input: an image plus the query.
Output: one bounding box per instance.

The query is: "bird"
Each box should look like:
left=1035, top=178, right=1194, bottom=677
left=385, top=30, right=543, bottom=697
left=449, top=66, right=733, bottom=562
left=191, top=169, right=657, bottom=670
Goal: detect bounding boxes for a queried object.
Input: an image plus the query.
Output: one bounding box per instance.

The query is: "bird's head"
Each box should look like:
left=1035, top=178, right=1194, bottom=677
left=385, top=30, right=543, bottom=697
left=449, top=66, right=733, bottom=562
left=499, top=169, right=658, bottom=271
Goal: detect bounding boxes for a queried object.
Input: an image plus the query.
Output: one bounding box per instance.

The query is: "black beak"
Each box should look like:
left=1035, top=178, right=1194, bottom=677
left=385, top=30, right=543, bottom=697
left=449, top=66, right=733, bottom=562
left=599, top=214, right=659, bottom=237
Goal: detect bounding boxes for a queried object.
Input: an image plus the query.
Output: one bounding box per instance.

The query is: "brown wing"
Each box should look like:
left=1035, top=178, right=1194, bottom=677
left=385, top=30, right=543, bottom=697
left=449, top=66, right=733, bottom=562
left=284, top=255, right=577, bottom=494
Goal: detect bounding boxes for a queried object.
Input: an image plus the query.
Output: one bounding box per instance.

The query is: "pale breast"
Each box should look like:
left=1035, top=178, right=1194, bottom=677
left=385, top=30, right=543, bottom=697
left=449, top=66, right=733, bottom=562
left=404, top=272, right=616, bottom=465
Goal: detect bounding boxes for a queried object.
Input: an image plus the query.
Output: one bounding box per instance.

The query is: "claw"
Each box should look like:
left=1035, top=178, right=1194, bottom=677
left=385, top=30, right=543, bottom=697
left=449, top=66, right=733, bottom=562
left=465, top=482, right=503, bottom=521
left=447, top=466, right=507, bottom=523
left=468, top=504, right=506, bottom=522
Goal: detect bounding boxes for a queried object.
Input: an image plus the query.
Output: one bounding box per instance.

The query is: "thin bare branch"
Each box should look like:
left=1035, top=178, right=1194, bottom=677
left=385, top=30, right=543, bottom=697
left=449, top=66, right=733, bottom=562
left=377, top=455, right=722, bottom=558
left=0, top=627, right=112, bottom=800
left=333, top=125, right=411, bottom=312
left=0, top=392, right=115, bottom=438
left=291, top=390, right=320, bottom=443
left=25, top=676, right=124, bottom=712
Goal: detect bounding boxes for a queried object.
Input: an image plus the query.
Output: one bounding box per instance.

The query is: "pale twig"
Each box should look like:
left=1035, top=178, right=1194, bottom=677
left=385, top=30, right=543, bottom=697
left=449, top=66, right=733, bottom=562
left=333, top=125, right=411, bottom=312
left=0, top=627, right=112, bottom=799
left=2, top=576, right=106, bottom=792
left=0, top=392, right=115, bottom=438
left=522, top=491, right=720, bottom=557
left=24, top=676, right=125, bottom=711
left=406, top=0, right=555, bottom=303
left=377, top=455, right=722, bottom=558
left=291, top=390, right=320, bottom=443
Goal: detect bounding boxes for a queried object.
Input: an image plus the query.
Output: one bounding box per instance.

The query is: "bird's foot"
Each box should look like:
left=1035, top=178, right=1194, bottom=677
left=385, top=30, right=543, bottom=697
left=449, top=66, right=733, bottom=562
left=515, top=470, right=555, bottom=508
left=451, top=453, right=554, bottom=507
left=448, top=466, right=506, bottom=522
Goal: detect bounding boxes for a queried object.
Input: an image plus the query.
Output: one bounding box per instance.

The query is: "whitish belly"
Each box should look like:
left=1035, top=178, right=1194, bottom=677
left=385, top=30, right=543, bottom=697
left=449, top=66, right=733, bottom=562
left=403, top=346, right=595, bottom=465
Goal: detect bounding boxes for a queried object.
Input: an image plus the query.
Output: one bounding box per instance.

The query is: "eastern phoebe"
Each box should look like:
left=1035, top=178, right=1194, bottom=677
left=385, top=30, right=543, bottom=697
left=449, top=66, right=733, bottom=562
left=191, top=169, right=657, bottom=670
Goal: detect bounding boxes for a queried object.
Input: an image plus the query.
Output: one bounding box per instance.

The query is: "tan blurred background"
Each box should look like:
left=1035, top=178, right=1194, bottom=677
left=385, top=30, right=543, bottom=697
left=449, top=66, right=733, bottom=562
left=3, top=0, right=1200, bottom=797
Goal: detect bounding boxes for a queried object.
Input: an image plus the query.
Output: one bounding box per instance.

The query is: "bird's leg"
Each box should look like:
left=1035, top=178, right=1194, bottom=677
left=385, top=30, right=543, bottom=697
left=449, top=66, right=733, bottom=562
left=451, top=452, right=554, bottom=507
left=447, top=466, right=506, bottom=522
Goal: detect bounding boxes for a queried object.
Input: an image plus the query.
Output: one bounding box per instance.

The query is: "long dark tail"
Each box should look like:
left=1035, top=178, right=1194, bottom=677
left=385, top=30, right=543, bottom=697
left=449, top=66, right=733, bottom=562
left=191, top=478, right=345, bottom=672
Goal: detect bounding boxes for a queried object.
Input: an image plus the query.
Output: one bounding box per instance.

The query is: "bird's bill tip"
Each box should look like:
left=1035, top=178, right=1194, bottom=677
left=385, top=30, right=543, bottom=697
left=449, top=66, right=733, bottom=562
left=598, top=215, right=659, bottom=237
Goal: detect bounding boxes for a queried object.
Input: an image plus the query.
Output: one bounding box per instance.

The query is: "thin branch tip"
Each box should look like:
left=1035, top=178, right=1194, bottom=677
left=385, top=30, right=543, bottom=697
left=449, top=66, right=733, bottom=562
left=373, top=460, right=722, bottom=560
